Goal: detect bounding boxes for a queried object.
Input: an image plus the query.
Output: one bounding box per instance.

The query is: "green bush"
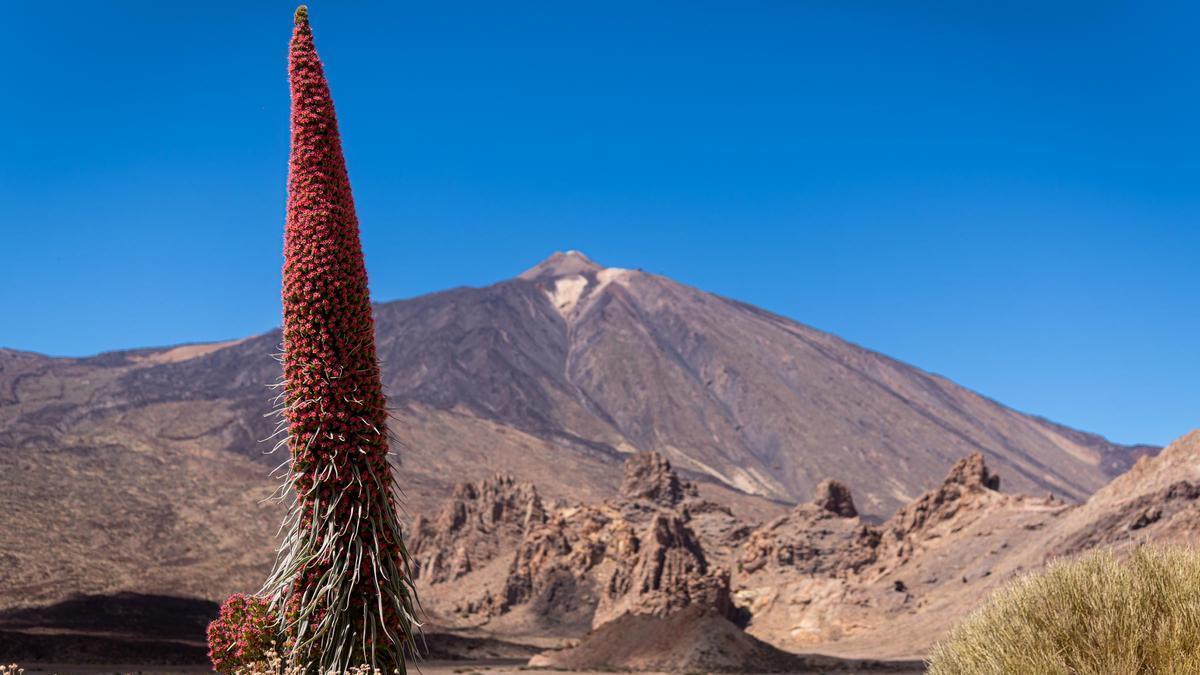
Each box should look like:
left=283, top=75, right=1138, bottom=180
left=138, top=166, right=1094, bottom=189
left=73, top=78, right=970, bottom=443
left=927, top=546, right=1200, bottom=675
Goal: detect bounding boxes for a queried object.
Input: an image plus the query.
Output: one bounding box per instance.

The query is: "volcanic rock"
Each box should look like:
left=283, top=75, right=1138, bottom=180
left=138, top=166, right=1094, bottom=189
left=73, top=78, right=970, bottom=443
left=594, top=511, right=731, bottom=626
left=1054, top=480, right=1200, bottom=557
left=876, top=453, right=1004, bottom=562
left=739, top=504, right=879, bottom=576
left=417, top=439, right=1200, bottom=664
left=496, top=453, right=734, bottom=630
left=410, top=474, right=546, bottom=584
left=618, top=452, right=699, bottom=507
left=812, top=479, right=859, bottom=518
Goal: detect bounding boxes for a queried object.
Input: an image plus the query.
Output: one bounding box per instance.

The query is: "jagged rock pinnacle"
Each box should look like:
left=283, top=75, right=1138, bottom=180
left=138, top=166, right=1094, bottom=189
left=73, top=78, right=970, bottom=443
left=945, top=453, right=1001, bottom=491
left=619, top=452, right=698, bottom=507
left=811, top=479, right=859, bottom=518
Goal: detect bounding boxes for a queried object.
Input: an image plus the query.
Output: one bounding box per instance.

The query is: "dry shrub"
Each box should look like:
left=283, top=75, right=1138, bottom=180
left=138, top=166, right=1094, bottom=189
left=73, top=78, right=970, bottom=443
left=927, top=546, right=1200, bottom=674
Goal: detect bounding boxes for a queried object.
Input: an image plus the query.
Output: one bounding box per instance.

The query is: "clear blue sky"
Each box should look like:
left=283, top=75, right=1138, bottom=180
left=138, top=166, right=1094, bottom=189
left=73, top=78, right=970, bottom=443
left=0, top=2, right=1195, bottom=446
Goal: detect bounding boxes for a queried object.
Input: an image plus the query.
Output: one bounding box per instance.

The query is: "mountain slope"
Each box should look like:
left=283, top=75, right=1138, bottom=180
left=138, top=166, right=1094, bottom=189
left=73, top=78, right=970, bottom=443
left=369, top=250, right=1149, bottom=514
left=732, top=429, right=1199, bottom=659
left=0, top=251, right=1151, bottom=613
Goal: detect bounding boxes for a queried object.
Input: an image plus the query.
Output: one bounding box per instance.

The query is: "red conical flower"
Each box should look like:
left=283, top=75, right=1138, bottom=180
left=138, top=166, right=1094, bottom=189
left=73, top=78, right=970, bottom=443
left=258, top=6, right=419, bottom=672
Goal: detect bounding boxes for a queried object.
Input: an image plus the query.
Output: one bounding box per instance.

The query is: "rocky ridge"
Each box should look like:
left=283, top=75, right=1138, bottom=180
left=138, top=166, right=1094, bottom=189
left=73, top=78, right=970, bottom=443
left=410, top=475, right=548, bottom=585
left=409, top=453, right=744, bottom=646
left=409, top=431, right=1200, bottom=663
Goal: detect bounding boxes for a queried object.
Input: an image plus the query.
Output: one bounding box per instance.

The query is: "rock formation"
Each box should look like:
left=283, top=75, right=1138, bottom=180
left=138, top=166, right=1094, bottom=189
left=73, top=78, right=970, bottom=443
left=283, top=432, right=1200, bottom=666
left=739, top=500, right=879, bottom=577
left=496, top=453, right=734, bottom=628
left=618, top=452, right=698, bottom=507
left=1053, top=480, right=1200, bottom=557
left=593, top=511, right=732, bottom=626
left=874, top=452, right=1005, bottom=565
left=812, top=479, right=859, bottom=518
left=410, top=475, right=546, bottom=584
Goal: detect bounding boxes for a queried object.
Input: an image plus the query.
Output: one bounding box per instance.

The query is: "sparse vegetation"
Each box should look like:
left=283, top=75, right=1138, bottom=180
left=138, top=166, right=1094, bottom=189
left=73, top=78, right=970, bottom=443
left=927, top=546, right=1200, bottom=674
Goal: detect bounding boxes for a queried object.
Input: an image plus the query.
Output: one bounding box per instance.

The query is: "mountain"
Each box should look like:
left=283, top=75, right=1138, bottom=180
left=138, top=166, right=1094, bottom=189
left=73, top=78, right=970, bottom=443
left=370, top=250, right=1148, bottom=513
left=0, top=251, right=1153, bottom=617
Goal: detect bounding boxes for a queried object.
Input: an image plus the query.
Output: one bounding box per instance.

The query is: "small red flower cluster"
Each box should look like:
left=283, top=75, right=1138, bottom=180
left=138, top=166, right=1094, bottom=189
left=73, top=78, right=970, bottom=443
left=207, top=593, right=279, bottom=673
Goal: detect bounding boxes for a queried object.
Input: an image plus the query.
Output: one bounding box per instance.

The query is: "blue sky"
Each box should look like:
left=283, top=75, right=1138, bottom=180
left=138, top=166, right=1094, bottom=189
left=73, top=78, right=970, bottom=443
left=0, top=2, right=1196, bottom=446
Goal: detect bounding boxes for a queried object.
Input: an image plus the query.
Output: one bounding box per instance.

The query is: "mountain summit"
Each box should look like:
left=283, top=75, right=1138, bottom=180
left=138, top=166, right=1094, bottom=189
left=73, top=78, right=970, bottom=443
left=518, top=250, right=605, bottom=280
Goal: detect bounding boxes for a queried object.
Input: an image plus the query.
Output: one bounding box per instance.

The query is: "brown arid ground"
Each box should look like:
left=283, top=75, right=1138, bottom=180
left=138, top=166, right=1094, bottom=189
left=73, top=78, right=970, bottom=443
left=0, top=432, right=1194, bottom=670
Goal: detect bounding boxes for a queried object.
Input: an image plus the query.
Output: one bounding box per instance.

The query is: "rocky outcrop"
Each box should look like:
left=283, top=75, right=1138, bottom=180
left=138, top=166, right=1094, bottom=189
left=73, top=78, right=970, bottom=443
left=1054, top=480, right=1200, bottom=557
left=876, top=453, right=1003, bottom=563
left=410, top=438, right=1200, bottom=664
left=1046, top=432, right=1200, bottom=561
left=421, top=453, right=1014, bottom=642
left=498, top=504, right=612, bottom=618
left=618, top=452, right=698, bottom=507
left=731, top=455, right=1025, bottom=656
left=410, top=475, right=546, bottom=584
left=595, top=512, right=731, bottom=626
left=738, top=501, right=879, bottom=576
left=497, top=453, right=733, bottom=630
left=947, top=453, right=1001, bottom=491
left=737, top=458, right=1005, bottom=581
left=812, top=479, right=858, bottom=518
left=736, top=457, right=1004, bottom=588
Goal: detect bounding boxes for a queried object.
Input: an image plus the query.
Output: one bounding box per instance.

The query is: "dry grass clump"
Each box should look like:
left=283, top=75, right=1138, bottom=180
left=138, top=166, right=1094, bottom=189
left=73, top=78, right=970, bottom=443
left=927, top=546, right=1200, bottom=674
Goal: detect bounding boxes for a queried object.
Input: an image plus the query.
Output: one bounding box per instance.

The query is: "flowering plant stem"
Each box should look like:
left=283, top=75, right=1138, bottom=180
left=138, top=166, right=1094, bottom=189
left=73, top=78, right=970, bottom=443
left=257, top=5, right=420, bottom=672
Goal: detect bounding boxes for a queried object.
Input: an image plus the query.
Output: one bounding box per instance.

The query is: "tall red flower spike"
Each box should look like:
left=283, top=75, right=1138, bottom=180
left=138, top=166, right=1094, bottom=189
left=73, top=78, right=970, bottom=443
left=260, top=6, right=419, bottom=672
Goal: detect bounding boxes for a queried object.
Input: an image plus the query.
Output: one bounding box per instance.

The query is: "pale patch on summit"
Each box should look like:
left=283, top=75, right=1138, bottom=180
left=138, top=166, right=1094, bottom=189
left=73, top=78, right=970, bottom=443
left=549, top=267, right=636, bottom=320
left=547, top=274, right=590, bottom=316
left=595, top=266, right=632, bottom=292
